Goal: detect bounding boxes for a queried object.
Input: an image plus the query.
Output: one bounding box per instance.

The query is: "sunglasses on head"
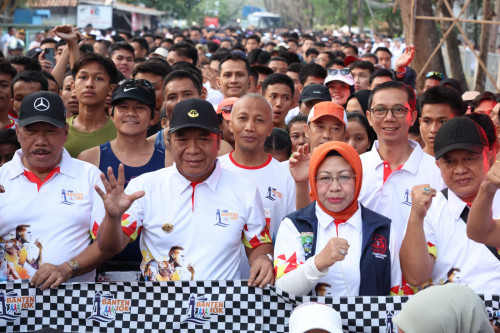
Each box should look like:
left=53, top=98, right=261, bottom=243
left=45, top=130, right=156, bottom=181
left=328, top=68, right=351, bottom=76
left=425, top=71, right=445, bottom=80
left=221, top=104, right=234, bottom=113
left=118, top=78, right=155, bottom=91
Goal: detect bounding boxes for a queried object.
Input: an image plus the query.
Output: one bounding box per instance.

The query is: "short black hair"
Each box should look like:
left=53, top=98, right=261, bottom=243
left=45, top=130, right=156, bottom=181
left=247, top=49, right=271, bottom=66
left=0, top=128, right=20, bottom=149
left=40, top=38, right=57, bottom=47
left=287, top=38, right=298, bottom=47
left=262, top=73, right=294, bottom=98
left=171, top=62, right=203, bottom=88
left=108, top=41, right=135, bottom=59
left=253, top=65, right=274, bottom=76
left=169, top=42, right=199, bottom=66
left=12, top=71, right=49, bottom=95
left=348, top=60, right=375, bottom=74
left=0, top=60, right=17, bottom=78
left=374, top=47, right=392, bottom=57
left=471, top=91, right=496, bottom=112
left=210, top=50, right=231, bottom=64
left=369, top=68, right=394, bottom=85
left=267, top=57, right=288, bottom=66
left=305, top=48, right=319, bottom=57
left=280, top=51, right=301, bottom=65
left=287, top=62, right=302, bottom=73
left=361, top=53, right=378, bottom=63
left=344, top=44, right=358, bottom=55
left=219, top=52, right=251, bottom=76
left=420, top=85, right=465, bottom=117
left=8, top=56, right=42, bottom=72
left=132, top=58, right=172, bottom=79
left=368, top=81, right=416, bottom=111
left=163, top=69, right=202, bottom=95
left=246, top=35, right=260, bottom=44
left=286, top=114, right=308, bottom=134
left=130, top=37, right=149, bottom=53
left=319, top=51, right=335, bottom=63
left=298, top=63, right=327, bottom=85
left=41, top=71, right=59, bottom=91
left=264, top=128, right=292, bottom=157
left=72, top=53, right=119, bottom=84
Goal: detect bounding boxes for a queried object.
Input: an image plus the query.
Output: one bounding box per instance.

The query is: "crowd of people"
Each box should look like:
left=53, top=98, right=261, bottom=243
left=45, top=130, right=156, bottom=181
left=0, top=22, right=500, bottom=332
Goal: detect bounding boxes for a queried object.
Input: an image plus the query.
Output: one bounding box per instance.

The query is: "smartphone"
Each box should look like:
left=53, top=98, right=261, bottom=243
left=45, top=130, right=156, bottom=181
left=44, top=48, right=55, bottom=66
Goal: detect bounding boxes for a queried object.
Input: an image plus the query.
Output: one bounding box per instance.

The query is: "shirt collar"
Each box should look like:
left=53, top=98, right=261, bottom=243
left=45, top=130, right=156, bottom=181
left=446, top=189, right=469, bottom=221
left=172, top=159, right=222, bottom=195
left=371, top=139, right=421, bottom=175
left=8, top=148, right=75, bottom=180
left=315, top=201, right=363, bottom=233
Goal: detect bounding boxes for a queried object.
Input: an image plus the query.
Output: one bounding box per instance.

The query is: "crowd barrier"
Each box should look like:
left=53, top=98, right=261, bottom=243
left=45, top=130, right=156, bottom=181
left=1, top=280, right=499, bottom=332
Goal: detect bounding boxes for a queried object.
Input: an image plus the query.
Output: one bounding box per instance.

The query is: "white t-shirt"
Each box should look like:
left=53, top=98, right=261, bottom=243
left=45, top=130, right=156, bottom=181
left=423, top=189, right=500, bottom=294
left=359, top=140, right=445, bottom=239
left=219, top=153, right=296, bottom=239
left=0, top=149, right=105, bottom=282
left=120, top=160, right=272, bottom=281
left=274, top=203, right=403, bottom=296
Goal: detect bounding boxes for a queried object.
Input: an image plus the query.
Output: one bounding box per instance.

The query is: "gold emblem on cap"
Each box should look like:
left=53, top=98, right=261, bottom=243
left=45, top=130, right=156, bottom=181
left=188, top=109, right=199, bottom=118
left=162, top=223, right=174, bottom=233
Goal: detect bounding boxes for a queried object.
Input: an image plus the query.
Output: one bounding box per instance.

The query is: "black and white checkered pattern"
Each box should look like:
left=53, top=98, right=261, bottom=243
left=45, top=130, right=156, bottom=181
left=1, top=281, right=498, bottom=332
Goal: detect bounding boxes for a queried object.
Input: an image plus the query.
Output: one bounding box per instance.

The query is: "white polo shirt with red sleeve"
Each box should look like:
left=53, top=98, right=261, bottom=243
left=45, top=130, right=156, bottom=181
left=423, top=189, right=500, bottom=294
left=120, top=160, right=272, bottom=281
left=0, top=148, right=105, bottom=282
left=358, top=140, right=445, bottom=239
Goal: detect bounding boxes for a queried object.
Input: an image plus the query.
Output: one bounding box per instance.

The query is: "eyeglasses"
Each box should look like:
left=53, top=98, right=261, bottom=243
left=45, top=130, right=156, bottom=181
left=328, top=68, right=351, bottom=76
left=221, top=104, right=234, bottom=114
left=425, top=71, right=445, bottom=80
left=369, top=106, right=410, bottom=118
left=118, top=78, right=155, bottom=91
left=315, top=174, right=355, bottom=186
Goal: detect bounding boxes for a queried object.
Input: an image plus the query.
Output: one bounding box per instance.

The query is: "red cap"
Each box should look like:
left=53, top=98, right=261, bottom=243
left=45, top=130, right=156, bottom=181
left=216, top=97, right=239, bottom=121
left=307, top=101, right=346, bottom=126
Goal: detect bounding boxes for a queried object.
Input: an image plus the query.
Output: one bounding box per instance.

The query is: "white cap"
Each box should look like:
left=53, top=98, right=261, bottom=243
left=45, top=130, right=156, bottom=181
left=324, top=73, right=354, bottom=86
left=151, top=47, right=168, bottom=59
left=289, top=302, right=343, bottom=333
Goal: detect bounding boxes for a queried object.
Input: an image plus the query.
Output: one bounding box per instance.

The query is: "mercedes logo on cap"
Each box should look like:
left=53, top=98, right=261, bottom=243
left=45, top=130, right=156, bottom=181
left=34, top=97, right=50, bottom=111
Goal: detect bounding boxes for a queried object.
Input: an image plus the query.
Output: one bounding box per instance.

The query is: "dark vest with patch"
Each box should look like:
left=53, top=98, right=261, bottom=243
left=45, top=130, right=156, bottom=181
left=288, top=201, right=392, bottom=296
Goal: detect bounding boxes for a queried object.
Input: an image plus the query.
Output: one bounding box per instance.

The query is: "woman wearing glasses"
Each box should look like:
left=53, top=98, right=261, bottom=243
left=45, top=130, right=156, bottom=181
left=274, top=141, right=405, bottom=296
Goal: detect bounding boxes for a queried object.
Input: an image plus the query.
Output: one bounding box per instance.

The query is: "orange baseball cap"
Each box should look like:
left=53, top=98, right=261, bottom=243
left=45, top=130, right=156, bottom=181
left=216, top=97, right=239, bottom=121
left=307, top=101, right=347, bottom=126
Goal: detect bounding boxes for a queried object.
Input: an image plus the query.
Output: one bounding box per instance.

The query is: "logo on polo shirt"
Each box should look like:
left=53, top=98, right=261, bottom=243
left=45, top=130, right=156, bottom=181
left=214, top=209, right=238, bottom=227
left=301, top=232, right=314, bottom=253
left=0, top=291, right=35, bottom=322
left=371, top=234, right=387, bottom=259
left=265, top=186, right=282, bottom=201
left=181, top=294, right=225, bottom=326
left=87, top=292, right=131, bottom=323
left=401, top=189, right=412, bottom=206
left=60, top=189, right=84, bottom=205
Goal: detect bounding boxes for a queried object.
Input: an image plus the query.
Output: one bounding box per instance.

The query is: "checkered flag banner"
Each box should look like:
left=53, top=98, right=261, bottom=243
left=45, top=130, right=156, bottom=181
left=1, top=280, right=498, bottom=332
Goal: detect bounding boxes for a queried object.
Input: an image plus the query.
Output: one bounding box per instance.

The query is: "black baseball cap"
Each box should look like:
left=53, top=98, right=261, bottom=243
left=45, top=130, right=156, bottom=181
left=18, top=91, right=66, bottom=128
left=169, top=99, right=220, bottom=135
left=299, top=84, right=332, bottom=103
left=434, top=117, right=488, bottom=160
left=111, top=78, right=156, bottom=114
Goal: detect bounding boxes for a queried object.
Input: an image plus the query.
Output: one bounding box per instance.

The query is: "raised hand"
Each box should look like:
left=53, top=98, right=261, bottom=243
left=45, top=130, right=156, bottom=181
left=289, top=143, right=310, bottom=183
left=410, top=184, right=436, bottom=220
left=395, top=45, right=415, bottom=73
left=314, top=237, right=350, bottom=271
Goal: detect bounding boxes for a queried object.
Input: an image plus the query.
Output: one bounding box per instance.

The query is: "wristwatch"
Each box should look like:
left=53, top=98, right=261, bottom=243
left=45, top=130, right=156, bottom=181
left=66, top=258, right=79, bottom=278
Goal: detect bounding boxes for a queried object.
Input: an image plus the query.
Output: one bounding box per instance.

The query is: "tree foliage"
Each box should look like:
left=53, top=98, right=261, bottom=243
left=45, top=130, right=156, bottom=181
left=120, top=0, right=202, bottom=19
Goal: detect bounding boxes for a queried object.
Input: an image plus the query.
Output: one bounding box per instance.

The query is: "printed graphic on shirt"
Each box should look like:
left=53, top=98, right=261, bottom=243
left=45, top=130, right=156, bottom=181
left=141, top=246, right=195, bottom=281
left=314, top=282, right=332, bottom=296
left=371, top=234, right=388, bottom=259
left=87, top=292, right=131, bottom=323
left=60, top=189, right=84, bottom=205
left=1, top=225, right=43, bottom=281
left=401, top=189, right=412, bottom=206
left=242, top=222, right=272, bottom=249
left=214, top=209, right=239, bottom=228
left=274, top=252, right=304, bottom=280
left=300, top=232, right=314, bottom=254
left=265, top=186, right=282, bottom=201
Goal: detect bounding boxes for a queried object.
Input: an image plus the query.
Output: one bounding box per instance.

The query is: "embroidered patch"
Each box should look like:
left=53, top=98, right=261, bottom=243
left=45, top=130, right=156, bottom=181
left=300, top=232, right=314, bottom=254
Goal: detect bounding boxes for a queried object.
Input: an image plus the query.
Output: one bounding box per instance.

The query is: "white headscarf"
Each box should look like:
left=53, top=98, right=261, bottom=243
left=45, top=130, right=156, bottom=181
left=393, top=284, right=493, bottom=333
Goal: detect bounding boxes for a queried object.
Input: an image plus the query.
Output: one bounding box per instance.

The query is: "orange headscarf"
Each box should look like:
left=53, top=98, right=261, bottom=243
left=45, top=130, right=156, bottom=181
left=309, top=141, right=363, bottom=220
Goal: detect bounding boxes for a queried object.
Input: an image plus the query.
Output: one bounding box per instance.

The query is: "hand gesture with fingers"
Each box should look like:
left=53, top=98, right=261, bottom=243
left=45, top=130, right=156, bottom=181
left=314, top=237, right=350, bottom=271
left=289, top=143, right=310, bottom=183
left=395, top=45, right=415, bottom=72
left=410, top=184, right=436, bottom=220
left=94, top=164, right=145, bottom=220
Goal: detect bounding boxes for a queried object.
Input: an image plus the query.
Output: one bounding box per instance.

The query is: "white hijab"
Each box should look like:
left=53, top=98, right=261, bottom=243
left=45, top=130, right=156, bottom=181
left=393, top=284, right=493, bottom=333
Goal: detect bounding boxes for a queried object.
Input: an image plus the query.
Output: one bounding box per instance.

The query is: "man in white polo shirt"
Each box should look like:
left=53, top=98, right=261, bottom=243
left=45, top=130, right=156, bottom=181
left=400, top=117, right=500, bottom=294
left=95, top=98, right=274, bottom=286
left=359, top=81, right=444, bottom=239
left=0, top=91, right=110, bottom=289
